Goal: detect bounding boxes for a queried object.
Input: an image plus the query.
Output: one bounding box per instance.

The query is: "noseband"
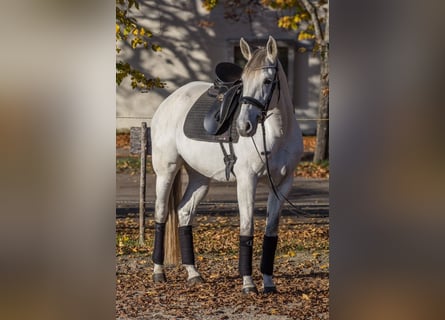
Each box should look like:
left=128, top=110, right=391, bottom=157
left=239, top=64, right=280, bottom=120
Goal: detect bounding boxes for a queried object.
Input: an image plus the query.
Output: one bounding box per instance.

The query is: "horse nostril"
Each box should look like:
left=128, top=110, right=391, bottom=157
left=237, top=119, right=255, bottom=136
left=245, top=121, right=252, bottom=133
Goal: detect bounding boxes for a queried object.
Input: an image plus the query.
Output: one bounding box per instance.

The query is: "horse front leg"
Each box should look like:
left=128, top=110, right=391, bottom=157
left=237, top=174, right=258, bottom=294
left=261, top=173, right=294, bottom=293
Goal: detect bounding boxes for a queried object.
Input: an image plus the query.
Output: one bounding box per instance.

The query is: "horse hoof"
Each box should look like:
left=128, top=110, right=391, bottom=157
left=152, top=273, right=166, bottom=283
left=188, top=275, right=204, bottom=284
left=263, top=286, right=278, bottom=294
left=242, top=286, right=258, bottom=295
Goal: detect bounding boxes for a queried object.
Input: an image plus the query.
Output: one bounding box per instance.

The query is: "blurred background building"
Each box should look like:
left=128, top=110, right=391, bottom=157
left=116, top=0, right=320, bottom=135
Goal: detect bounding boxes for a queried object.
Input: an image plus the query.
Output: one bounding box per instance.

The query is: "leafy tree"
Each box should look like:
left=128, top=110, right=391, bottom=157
left=202, top=0, right=329, bottom=162
left=116, top=0, right=165, bottom=90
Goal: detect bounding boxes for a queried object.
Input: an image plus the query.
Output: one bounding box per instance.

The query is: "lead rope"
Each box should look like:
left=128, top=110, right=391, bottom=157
left=259, top=120, right=280, bottom=200
left=253, top=121, right=314, bottom=218
left=244, top=64, right=314, bottom=217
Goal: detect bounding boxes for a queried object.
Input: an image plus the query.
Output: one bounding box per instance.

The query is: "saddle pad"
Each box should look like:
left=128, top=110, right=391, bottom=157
left=183, top=91, right=240, bottom=143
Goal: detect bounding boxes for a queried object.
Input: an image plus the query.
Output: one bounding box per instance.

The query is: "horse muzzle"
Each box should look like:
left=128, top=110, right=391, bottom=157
left=236, top=110, right=259, bottom=137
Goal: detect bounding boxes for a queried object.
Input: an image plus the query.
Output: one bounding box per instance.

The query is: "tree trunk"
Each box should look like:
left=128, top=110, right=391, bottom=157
left=313, top=44, right=329, bottom=163
left=300, top=0, right=329, bottom=163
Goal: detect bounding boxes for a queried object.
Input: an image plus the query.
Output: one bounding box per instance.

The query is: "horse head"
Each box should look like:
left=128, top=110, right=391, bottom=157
left=237, top=36, right=280, bottom=137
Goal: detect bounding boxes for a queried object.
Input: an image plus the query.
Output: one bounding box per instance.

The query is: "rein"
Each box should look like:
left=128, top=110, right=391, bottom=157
left=223, top=62, right=314, bottom=217
left=255, top=124, right=313, bottom=218
left=239, top=64, right=281, bottom=199
left=220, top=64, right=279, bottom=181
left=244, top=65, right=313, bottom=218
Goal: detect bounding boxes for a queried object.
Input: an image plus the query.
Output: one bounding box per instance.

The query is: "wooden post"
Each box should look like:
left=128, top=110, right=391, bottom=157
left=138, top=122, right=148, bottom=245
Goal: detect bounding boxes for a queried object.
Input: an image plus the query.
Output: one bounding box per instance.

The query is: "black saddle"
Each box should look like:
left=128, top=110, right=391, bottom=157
left=183, top=62, right=243, bottom=143
left=203, top=62, right=243, bottom=135
left=203, top=82, right=242, bottom=135
left=183, top=62, right=243, bottom=180
left=216, top=62, right=243, bottom=84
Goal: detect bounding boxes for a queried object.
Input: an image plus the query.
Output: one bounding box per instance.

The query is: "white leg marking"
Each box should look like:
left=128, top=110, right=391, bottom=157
left=184, top=264, right=201, bottom=280
left=153, top=263, right=164, bottom=274
left=243, top=276, right=255, bottom=288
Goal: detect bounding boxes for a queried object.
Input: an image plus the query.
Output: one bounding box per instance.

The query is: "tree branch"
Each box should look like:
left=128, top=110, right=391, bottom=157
left=324, top=3, right=329, bottom=44
left=300, top=0, right=325, bottom=45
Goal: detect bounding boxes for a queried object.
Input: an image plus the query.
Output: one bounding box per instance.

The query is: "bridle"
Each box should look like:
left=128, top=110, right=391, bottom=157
left=237, top=63, right=283, bottom=200
left=239, top=64, right=280, bottom=121
left=239, top=63, right=313, bottom=217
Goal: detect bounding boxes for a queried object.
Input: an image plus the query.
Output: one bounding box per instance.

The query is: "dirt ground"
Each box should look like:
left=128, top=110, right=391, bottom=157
left=116, top=214, right=329, bottom=319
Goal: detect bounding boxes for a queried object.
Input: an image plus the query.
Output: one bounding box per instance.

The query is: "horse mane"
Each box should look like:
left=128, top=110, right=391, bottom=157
left=243, top=48, right=268, bottom=75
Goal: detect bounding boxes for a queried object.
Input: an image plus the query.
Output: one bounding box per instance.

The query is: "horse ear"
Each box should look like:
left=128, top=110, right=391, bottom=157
left=240, top=37, right=252, bottom=61
left=266, top=35, right=278, bottom=64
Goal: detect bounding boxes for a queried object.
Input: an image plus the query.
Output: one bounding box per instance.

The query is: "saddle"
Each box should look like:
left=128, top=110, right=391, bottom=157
left=203, top=62, right=243, bottom=135
left=183, top=62, right=243, bottom=143
left=183, top=62, right=243, bottom=180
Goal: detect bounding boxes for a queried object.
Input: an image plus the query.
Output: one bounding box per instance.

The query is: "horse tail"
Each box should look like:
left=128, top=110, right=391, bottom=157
left=164, top=168, right=182, bottom=265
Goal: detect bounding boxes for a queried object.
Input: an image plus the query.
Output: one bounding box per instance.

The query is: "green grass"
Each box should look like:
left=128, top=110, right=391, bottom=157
left=116, top=156, right=153, bottom=174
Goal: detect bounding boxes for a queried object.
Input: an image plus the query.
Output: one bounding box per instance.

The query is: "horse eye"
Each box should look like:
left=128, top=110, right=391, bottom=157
left=263, top=79, right=272, bottom=85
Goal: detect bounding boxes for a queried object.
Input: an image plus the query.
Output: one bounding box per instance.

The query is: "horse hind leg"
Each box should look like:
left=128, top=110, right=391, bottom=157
left=152, top=158, right=183, bottom=283
left=177, top=167, right=210, bottom=283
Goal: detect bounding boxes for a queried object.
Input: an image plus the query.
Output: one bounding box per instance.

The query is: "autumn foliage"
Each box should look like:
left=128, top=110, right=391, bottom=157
left=116, top=214, right=329, bottom=318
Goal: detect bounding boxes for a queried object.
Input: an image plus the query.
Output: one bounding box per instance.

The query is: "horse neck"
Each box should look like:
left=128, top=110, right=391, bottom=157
left=266, top=64, right=295, bottom=136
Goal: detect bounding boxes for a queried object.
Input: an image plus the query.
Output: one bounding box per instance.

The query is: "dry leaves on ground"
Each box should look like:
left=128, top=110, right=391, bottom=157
left=116, top=214, right=329, bottom=319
